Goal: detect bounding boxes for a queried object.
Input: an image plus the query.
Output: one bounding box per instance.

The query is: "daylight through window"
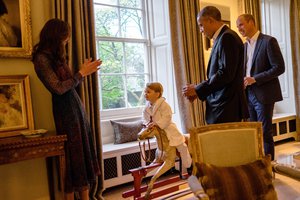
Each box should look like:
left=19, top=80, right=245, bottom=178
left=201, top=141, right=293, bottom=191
left=94, top=0, right=150, bottom=114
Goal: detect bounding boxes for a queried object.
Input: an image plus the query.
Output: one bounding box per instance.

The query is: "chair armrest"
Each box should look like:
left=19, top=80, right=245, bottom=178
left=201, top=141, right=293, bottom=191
left=188, top=175, right=209, bottom=200
left=272, top=161, right=300, bottom=180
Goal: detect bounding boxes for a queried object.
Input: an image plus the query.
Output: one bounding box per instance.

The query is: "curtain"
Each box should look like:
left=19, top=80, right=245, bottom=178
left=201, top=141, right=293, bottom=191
left=290, top=0, right=300, bottom=140
left=243, top=0, right=262, bottom=30
left=54, top=0, right=104, bottom=199
left=168, top=0, right=206, bottom=133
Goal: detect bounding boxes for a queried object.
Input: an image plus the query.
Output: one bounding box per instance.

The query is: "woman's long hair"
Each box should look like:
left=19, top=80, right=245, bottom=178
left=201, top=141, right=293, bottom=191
left=0, top=0, right=8, bottom=16
left=32, top=19, right=70, bottom=66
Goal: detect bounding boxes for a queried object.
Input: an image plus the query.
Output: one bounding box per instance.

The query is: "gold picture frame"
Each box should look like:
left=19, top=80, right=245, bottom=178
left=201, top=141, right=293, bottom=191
left=0, top=0, right=32, bottom=58
left=0, top=75, right=34, bottom=138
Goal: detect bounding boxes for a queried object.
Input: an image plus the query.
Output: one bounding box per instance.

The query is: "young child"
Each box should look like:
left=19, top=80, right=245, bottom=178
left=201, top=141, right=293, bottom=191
left=142, top=82, right=192, bottom=168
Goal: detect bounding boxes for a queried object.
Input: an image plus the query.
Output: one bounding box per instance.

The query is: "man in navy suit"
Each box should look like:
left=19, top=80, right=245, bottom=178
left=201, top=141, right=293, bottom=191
left=183, top=6, right=248, bottom=124
left=236, top=14, right=285, bottom=160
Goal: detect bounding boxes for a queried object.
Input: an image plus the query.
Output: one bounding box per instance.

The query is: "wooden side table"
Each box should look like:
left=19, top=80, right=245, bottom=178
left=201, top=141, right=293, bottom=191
left=0, top=134, right=67, bottom=200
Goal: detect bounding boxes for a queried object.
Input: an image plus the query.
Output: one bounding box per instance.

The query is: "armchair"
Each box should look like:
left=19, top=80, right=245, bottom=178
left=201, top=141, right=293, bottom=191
left=188, top=122, right=277, bottom=200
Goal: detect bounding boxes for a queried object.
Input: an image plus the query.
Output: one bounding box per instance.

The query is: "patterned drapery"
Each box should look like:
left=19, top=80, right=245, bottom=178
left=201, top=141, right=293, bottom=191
left=168, top=0, right=206, bottom=132
left=290, top=0, right=300, bottom=140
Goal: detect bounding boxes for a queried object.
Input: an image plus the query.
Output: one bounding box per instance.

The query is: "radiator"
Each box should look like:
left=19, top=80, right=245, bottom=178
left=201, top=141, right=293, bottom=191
left=103, top=142, right=157, bottom=189
left=273, top=114, right=298, bottom=142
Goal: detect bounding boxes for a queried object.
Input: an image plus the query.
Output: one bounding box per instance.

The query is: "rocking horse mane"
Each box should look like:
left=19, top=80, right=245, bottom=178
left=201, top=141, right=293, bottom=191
left=153, top=126, right=169, bottom=150
left=138, top=125, right=169, bottom=145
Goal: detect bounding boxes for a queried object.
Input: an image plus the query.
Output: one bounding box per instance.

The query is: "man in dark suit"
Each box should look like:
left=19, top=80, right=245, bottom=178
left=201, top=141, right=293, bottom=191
left=236, top=14, right=285, bottom=160
left=183, top=6, right=248, bottom=124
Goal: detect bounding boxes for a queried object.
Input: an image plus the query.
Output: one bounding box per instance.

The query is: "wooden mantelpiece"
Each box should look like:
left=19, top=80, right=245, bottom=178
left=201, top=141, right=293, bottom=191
left=0, top=134, right=67, bottom=200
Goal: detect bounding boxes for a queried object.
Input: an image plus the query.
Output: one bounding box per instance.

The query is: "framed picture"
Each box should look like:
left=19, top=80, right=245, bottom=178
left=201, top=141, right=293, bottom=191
left=0, top=0, right=32, bottom=58
left=0, top=75, right=34, bottom=138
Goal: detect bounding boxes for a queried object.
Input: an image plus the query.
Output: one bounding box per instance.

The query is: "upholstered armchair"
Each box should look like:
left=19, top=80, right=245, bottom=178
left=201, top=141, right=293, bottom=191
left=188, top=122, right=278, bottom=200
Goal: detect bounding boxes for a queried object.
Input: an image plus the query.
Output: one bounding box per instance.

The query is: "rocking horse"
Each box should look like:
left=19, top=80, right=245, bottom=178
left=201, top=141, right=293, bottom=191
left=122, top=125, right=189, bottom=200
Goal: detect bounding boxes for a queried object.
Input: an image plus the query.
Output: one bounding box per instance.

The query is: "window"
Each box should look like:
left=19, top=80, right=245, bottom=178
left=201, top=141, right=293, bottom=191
left=94, top=0, right=149, bottom=118
left=94, top=0, right=177, bottom=121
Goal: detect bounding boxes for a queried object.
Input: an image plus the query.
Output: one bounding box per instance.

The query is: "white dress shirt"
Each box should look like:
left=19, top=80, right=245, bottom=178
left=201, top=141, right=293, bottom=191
left=246, top=31, right=260, bottom=77
left=211, top=24, right=226, bottom=49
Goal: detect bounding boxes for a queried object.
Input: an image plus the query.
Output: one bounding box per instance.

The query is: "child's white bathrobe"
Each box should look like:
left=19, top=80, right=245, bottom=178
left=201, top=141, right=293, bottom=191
left=142, top=97, right=185, bottom=147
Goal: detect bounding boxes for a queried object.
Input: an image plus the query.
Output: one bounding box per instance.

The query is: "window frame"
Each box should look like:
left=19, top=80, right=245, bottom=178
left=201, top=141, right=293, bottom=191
left=94, top=0, right=152, bottom=120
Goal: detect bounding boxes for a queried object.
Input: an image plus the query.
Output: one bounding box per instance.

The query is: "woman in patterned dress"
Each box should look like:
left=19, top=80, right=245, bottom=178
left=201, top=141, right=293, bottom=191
left=32, top=18, right=101, bottom=200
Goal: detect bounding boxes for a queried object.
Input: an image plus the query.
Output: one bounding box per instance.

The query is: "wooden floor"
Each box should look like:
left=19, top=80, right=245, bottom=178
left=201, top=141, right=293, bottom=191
left=103, top=139, right=300, bottom=200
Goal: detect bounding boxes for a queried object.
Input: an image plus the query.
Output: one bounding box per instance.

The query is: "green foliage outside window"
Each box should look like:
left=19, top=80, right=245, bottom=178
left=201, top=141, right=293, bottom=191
left=94, top=0, right=148, bottom=110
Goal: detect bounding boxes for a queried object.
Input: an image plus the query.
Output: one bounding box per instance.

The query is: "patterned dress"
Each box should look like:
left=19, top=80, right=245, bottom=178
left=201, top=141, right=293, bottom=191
left=33, top=51, right=100, bottom=192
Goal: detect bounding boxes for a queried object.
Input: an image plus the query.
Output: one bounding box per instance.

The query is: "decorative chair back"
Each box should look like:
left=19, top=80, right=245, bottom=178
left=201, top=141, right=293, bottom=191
left=187, top=122, right=277, bottom=200
left=189, top=122, right=264, bottom=168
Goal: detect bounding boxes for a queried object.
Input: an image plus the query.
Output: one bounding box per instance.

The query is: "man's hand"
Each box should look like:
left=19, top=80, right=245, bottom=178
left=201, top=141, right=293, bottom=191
left=244, top=77, right=256, bottom=88
left=187, top=95, right=198, bottom=103
left=183, top=84, right=197, bottom=103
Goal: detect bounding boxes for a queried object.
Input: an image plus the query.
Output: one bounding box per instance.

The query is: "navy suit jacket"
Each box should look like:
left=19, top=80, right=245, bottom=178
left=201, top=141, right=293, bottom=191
left=195, top=26, right=248, bottom=124
left=245, top=33, right=285, bottom=104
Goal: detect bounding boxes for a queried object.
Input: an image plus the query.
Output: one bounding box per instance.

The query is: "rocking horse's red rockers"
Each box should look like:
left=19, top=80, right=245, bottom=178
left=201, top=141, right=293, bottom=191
left=122, top=125, right=190, bottom=200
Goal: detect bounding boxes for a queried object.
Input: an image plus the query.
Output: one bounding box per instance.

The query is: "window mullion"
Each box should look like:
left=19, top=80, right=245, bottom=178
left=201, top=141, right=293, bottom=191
left=122, top=41, right=129, bottom=108
left=117, top=0, right=121, bottom=37
left=95, top=37, right=147, bottom=43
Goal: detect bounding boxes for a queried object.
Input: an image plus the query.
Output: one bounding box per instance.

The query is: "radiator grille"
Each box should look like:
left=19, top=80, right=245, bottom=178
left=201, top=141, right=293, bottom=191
left=104, top=157, right=117, bottom=180
left=121, top=152, right=141, bottom=175
left=272, top=123, right=277, bottom=136
left=279, top=121, right=287, bottom=135
left=289, top=119, right=296, bottom=132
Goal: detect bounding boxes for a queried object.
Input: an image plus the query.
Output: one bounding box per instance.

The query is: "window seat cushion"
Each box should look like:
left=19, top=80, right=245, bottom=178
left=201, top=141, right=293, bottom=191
left=110, top=120, right=144, bottom=144
left=103, top=138, right=156, bottom=154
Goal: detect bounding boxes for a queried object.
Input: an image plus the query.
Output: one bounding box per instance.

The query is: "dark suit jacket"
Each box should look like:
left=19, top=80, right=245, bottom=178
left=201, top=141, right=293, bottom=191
left=245, top=33, right=285, bottom=104
left=195, top=26, right=248, bottom=124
